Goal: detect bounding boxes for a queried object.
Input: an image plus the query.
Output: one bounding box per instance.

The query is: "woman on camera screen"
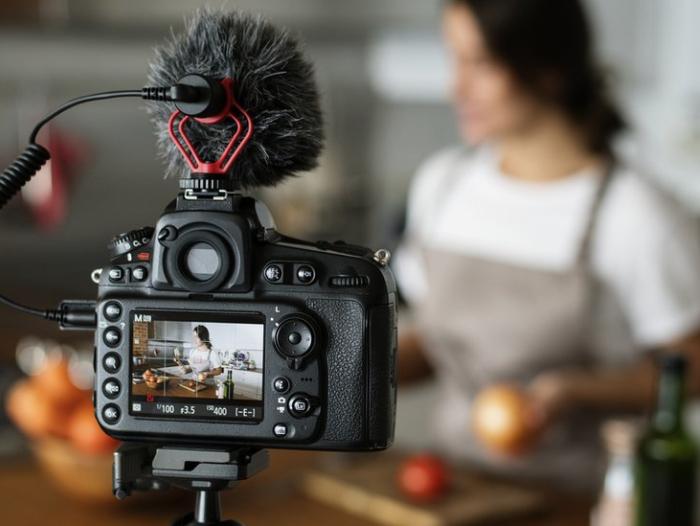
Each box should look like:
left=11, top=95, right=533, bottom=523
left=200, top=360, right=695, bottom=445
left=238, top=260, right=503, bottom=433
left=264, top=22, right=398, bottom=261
left=396, top=0, right=700, bottom=489
left=178, top=325, right=223, bottom=382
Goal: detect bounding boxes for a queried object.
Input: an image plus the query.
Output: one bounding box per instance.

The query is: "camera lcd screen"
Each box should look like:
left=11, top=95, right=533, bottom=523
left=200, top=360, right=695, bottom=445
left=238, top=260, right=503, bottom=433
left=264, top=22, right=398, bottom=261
left=129, top=311, right=264, bottom=422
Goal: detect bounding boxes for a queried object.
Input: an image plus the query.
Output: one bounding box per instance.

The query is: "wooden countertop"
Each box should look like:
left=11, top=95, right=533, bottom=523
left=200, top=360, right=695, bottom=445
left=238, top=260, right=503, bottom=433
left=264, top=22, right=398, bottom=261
left=0, top=450, right=592, bottom=526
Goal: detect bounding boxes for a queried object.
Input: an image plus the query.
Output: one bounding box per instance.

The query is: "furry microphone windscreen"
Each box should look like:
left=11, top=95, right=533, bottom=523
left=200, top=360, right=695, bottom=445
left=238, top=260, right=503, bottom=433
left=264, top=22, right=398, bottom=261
left=147, top=9, right=324, bottom=189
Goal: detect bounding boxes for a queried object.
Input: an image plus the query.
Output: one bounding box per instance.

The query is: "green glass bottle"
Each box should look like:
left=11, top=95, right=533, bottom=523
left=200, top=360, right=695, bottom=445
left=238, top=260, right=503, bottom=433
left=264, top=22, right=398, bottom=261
left=634, top=354, right=697, bottom=526
left=225, top=370, right=235, bottom=400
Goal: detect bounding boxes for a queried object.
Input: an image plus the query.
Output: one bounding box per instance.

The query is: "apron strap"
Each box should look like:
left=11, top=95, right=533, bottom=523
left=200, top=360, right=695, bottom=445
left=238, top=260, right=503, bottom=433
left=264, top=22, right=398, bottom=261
left=424, top=148, right=471, bottom=235
left=576, top=160, right=616, bottom=264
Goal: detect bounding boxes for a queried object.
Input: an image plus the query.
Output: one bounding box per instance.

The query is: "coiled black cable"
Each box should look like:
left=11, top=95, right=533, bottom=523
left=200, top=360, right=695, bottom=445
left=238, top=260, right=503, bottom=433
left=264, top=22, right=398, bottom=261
left=0, top=90, right=143, bottom=213
left=1, top=79, right=204, bottom=214
left=0, top=143, right=51, bottom=209
left=0, top=85, right=190, bottom=320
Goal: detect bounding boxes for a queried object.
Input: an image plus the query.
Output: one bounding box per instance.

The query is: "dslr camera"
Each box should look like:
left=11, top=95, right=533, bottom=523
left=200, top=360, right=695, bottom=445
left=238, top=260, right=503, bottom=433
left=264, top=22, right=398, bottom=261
left=0, top=12, right=398, bottom=455
left=94, top=170, right=397, bottom=453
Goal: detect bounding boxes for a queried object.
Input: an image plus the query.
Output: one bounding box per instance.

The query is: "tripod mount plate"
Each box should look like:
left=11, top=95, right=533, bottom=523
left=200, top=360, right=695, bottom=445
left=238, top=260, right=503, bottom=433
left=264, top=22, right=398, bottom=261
left=113, top=443, right=269, bottom=526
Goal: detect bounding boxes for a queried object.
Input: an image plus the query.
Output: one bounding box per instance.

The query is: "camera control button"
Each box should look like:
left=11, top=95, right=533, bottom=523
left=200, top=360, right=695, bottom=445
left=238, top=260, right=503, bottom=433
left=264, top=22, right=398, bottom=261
left=273, top=377, right=291, bottom=393
left=329, top=275, right=369, bottom=288
left=296, top=265, right=316, bottom=284
left=264, top=264, right=283, bottom=283
left=103, top=353, right=121, bottom=374
left=274, top=318, right=314, bottom=357
left=108, top=267, right=124, bottom=282
left=103, top=327, right=121, bottom=347
left=102, top=379, right=121, bottom=399
left=102, top=404, right=120, bottom=425
left=273, top=423, right=288, bottom=437
left=103, top=301, right=122, bottom=321
left=132, top=266, right=148, bottom=282
left=158, top=225, right=178, bottom=242
left=288, top=394, right=313, bottom=418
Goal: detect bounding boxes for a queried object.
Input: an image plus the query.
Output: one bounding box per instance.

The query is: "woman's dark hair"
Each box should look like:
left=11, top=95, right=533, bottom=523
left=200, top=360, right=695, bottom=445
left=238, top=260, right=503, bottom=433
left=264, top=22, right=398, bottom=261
left=449, top=0, right=625, bottom=156
left=193, top=325, right=212, bottom=350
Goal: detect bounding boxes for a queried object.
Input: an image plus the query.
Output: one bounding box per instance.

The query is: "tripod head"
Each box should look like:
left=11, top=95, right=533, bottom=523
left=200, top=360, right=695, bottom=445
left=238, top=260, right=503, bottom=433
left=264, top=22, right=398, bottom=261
left=114, top=443, right=269, bottom=526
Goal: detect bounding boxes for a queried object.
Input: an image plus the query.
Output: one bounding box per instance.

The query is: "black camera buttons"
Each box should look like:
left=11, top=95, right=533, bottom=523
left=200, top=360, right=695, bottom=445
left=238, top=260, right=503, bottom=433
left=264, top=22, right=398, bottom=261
left=102, top=404, right=121, bottom=425
left=108, top=267, right=124, bottom=283
left=103, top=353, right=121, bottom=374
left=158, top=225, right=178, bottom=243
left=103, top=327, right=122, bottom=347
left=102, top=379, right=122, bottom=399
left=272, top=376, right=291, bottom=394
left=288, top=393, right=313, bottom=418
left=264, top=263, right=283, bottom=283
left=295, top=264, right=316, bottom=285
left=103, top=301, right=122, bottom=322
left=273, top=315, right=317, bottom=370
left=132, top=266, right=148, bottom=282
left=273, top=423, right=289, bottom=437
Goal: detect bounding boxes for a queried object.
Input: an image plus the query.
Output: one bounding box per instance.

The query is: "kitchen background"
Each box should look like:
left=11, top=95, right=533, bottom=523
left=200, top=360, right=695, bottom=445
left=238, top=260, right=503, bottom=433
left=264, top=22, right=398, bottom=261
left=1, top=0, right=700, bottom=454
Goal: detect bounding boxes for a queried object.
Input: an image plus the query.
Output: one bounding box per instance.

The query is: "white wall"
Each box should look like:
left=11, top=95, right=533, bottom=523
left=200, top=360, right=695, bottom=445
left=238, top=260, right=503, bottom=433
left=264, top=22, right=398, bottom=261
left=151, top=320, right=263, bottom=352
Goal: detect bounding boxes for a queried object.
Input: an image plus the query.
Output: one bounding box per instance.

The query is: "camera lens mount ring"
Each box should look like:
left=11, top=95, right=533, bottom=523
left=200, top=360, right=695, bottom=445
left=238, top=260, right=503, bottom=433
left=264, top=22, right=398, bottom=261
left=167, top=230, right=232, bottom=292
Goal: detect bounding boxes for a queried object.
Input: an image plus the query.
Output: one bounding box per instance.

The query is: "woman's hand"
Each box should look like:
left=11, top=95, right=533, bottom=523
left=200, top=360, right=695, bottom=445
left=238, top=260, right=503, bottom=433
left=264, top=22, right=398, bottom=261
left=197, top=372, right=208, bottom=383
left=527, top=357, right=660, bottom=427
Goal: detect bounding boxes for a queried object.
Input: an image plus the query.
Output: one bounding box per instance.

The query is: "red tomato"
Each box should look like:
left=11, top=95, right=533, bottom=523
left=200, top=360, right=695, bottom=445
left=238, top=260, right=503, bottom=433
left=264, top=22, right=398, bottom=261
left=396, top=454, right=450, bottom=503
left=67, top=401, right=120, bottom=455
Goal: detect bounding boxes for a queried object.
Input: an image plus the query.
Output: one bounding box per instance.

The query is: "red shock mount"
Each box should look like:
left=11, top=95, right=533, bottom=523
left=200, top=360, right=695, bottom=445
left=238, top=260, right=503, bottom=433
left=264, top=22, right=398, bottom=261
left=167, top=78, right=253, bottom=177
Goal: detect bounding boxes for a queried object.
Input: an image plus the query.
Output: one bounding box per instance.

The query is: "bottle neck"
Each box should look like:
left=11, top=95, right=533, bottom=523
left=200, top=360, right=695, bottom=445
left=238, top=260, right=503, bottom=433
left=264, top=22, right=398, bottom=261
left=653, top=366, right=686, bottom=434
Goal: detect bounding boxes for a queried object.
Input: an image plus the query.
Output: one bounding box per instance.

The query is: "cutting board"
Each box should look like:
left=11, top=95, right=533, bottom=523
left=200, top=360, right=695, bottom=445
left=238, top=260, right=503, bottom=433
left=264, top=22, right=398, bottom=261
left=301, top=453, right=546, bottom=526
left=177, top=382, right=208, bottom=393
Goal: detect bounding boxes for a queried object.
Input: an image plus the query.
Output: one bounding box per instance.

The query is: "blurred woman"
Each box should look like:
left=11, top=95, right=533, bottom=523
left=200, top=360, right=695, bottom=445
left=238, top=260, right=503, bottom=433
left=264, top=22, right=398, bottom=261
left=396, top=0, right=700, bottom=489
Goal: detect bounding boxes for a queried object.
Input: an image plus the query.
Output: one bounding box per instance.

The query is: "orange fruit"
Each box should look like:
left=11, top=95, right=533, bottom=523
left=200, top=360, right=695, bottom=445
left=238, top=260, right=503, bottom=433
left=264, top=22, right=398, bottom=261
left=33, top=357, right=86, bottom=411
left=5, top=380, right=69, bottom=439
left=67, top=401, right=120, bottom=455
left=472, top=384, right=540, bottom=456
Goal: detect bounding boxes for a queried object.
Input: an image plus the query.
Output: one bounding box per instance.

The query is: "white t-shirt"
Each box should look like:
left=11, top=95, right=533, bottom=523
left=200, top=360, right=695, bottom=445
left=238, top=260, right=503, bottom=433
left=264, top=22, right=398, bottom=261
left=187, top=345, right=222, bottom=375
left=395, top=147, right=700, bottom=361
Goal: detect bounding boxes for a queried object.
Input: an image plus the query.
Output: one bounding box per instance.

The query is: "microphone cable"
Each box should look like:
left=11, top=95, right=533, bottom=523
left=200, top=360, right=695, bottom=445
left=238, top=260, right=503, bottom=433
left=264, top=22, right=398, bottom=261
left=0, top=82, right=207, bottom=325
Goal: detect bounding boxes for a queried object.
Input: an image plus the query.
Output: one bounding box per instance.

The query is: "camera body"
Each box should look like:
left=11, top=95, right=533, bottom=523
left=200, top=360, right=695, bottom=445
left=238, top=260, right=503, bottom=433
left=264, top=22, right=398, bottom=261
left=94, top=192, right=397, bottom=451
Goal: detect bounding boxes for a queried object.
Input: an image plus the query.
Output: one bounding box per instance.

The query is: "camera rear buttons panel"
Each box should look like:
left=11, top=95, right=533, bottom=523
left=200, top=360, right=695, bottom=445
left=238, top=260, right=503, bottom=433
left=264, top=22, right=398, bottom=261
left=263, top=261, right=370, bottom=289
left=98, top=300, right=126, bottom=425
left=96, top=299, right=322, bottom=442
left=107, top=264, right=150, bottom=284
left=263, top=262, right=316, bottom=286
left=271, top=376, right=316, bottom=438
left=269, top=312, right=321, bottom=439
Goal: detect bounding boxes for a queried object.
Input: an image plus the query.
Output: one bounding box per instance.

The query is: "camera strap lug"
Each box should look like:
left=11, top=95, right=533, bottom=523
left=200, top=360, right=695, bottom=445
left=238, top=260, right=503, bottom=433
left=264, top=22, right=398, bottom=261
left=373, top=249, right=391, bottom=267
left=91, top=268, right=103, bottom=284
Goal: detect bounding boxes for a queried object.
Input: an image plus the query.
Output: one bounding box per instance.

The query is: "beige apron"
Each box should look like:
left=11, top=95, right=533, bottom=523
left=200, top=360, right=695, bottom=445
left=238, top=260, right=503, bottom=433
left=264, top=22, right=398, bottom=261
left=414, top=157, right=614, bottom=491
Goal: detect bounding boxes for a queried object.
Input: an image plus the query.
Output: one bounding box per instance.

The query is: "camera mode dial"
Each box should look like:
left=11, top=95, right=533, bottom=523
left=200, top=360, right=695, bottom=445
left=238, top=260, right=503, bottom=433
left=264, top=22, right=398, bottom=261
left=109, top=227, right=154, bottom=261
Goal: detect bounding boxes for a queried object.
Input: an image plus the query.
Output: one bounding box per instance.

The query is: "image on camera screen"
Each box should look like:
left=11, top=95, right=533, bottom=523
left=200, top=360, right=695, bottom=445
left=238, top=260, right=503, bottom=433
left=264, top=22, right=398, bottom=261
left=129, top=312, right=264, bottom=422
